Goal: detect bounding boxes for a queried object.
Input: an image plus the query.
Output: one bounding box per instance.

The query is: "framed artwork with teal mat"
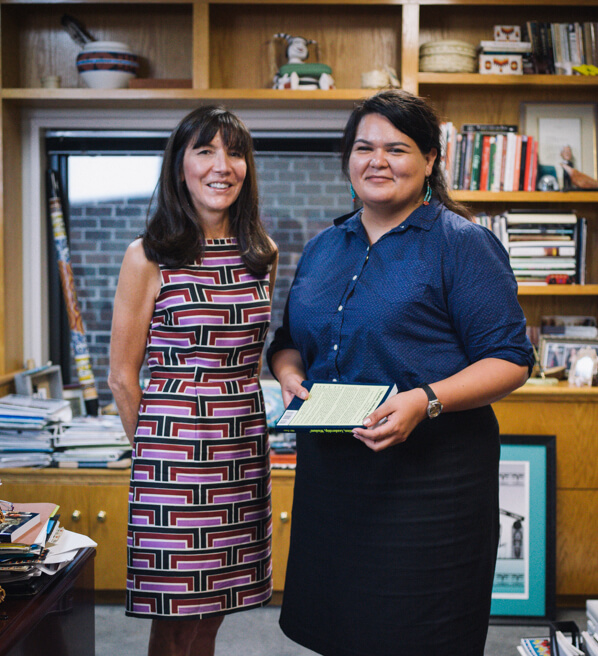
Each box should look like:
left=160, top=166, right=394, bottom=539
left=491, top=434, right=556, bottom=622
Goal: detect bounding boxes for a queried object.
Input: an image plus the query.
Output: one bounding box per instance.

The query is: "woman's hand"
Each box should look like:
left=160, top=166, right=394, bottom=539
left=279, top=372, right=309, bottom=408
left=270, top=348, right=308, bottom=408
left=352, top=387, right=428, bottom=452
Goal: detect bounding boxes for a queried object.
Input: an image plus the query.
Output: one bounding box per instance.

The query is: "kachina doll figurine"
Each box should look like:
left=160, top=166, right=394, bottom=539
left=271, top=33, right=335, bottom=90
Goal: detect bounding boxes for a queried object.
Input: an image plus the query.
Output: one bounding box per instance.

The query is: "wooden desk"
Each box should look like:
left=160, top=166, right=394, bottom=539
left=0, top=547, right=95, bottom=656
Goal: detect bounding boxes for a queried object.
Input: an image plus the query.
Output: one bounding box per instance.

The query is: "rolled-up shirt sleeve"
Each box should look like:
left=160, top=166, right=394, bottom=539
left=446, top=223, right=535, bottom=373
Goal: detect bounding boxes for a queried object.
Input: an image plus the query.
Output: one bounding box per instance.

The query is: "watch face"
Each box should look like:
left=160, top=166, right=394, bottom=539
left=427, top=401, right=442, bottom=418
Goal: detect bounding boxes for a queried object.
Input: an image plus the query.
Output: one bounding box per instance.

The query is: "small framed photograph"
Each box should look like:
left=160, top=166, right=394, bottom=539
left=491, top=434, right=556, bottom=621
left=520, top=102, right=597, bottom=190
left=539, top=335, right=598, bottom=372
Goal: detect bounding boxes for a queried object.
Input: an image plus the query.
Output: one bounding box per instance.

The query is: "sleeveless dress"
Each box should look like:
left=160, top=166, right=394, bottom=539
left=125, top=238, right=273, bottom=620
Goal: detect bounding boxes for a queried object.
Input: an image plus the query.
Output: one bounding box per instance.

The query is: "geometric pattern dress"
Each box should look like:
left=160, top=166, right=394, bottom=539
left=125, top=238, right=273, bottom=619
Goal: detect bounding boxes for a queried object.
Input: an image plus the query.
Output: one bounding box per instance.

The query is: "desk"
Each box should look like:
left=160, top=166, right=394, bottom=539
left=0, top=547, right=95, bottom=656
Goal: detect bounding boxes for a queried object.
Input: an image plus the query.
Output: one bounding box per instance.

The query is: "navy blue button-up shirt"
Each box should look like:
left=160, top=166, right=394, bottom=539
left=267, top=199, right=534, bottom=390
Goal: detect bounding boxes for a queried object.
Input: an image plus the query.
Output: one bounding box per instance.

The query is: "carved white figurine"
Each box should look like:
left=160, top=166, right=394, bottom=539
left=568, top=347, right=598, bottom=387
left=271, top=33, right=335, bottom=90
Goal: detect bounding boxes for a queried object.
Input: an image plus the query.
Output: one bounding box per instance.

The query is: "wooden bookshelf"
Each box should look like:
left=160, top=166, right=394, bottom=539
left=1, top=0, right=597, bottom=600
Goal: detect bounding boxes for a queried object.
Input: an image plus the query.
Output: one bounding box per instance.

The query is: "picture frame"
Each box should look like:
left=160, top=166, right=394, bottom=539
left=491, top=434, right=556, bottom=622
left=520, top=102, right=597, bottom=190
left=539, top=335, right=598, bottom=372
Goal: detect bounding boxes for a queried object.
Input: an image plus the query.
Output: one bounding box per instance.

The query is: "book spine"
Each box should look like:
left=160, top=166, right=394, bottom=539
left=462, top=132, right=475, bottom=190
left=512, top=135, right=522, bottom=192
left=491, top=134, right=503, bottom=192
left=524, top=136, right=534, bottom=191
left=542, top=23, right=556, bottom=75
left=479, top=135, right=492, bottom=191
left=452, top=133, right=463, bottom=190
left=469, top=132, right=483, bottom=191
left=525, top=21, right=542, bottom=73
left=529, top=138, right=538, bottom=191
left=503, top=132, right=516, bottom=192
left=461, top=123, right=518, bottom=133
left=518, top=135, right=528, bottom=191
left=458, top=132, right=468, bottom=190
left=487, top=136, right=498, bottom=192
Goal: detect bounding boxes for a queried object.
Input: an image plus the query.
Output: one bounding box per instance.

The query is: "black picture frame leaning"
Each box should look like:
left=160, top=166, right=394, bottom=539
left=490, top=434, right=557, bottom=624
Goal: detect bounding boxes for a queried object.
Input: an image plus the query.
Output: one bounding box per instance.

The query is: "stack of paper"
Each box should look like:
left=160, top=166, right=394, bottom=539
left=0, top=401, right=58, bottom=468
left=53, top=446, right=132, bottom=469
left=0, top=394, right=72, bottom=429
left=53, top=415, right=129, bottom=448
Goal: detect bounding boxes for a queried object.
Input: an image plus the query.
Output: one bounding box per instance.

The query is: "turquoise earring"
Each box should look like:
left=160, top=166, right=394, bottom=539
left=350, top=183, right=356, bottom=202
left=423, top=178, right=432, bottom=205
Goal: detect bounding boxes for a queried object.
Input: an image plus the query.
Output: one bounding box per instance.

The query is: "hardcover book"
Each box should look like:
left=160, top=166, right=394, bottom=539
left=0, top=512, right=41, bottom=543
left=275, top=381, right=397, bottom=434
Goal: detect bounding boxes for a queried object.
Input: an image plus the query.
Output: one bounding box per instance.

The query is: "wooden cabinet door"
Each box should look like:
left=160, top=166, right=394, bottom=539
left=0, top=481, right=88, bottom=533
left=270, top=473, right=295, bottom=592
left=86, top=485, right=129, bottom=590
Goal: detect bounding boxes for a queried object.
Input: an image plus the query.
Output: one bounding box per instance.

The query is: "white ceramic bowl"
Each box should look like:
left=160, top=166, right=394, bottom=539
left=79, top=69, right=136, bottom=89
left=77, top=41, right=138, bottom=89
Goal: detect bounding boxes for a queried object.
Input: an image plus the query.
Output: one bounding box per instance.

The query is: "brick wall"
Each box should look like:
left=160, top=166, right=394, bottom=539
left=67, top=153, right=353, bottom=406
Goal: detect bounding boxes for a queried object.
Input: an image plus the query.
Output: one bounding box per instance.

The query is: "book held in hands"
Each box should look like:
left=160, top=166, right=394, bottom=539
left=275, top=381, right=397, bottom=434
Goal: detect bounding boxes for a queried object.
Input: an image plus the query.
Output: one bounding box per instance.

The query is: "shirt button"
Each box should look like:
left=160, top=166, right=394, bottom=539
left=333, top=344, right=338, bottom=351
left=352, top=275, right=357, bottom=280
left=338, top=305, right=343, bottom=312
left=332, top=378, right=338, bottom=382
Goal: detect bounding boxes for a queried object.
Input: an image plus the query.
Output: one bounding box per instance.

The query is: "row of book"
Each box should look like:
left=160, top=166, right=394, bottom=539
left=473, top=210, right=587, bottom=285
left=525, top=21, right=598, bottom=75
left=441, top=123, right=538, bottom=192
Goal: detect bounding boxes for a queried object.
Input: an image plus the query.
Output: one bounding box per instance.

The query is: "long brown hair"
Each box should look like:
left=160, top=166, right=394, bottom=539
left=143, top=105, right=276, bottom=275
left=340, top=89, right=472, bottom=220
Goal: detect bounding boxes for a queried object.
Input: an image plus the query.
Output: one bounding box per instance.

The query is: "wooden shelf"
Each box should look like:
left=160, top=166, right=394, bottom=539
left=419, top=73, right=598, bottom=86
left=517, top=284, right=598, bottom=296
left=452, top=191, right=598, bottom=203
left=0, top=87, right=373, bottom=109
left=507, top=380, right=598, bottom=402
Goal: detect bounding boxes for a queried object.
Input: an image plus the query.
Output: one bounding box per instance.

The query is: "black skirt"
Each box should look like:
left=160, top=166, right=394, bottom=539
left=279, top=406, right=500, bottom=656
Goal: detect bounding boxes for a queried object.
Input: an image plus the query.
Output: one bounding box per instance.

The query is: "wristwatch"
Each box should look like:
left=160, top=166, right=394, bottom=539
left=420, top=384, right=443, bottom=419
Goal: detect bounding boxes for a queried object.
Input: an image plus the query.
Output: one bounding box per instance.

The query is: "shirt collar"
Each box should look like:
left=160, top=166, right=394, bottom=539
left=334, top=198, right=442, bottom=235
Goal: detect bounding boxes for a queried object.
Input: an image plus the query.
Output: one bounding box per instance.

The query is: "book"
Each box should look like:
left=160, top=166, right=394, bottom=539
left=479, top=135, right=492, bottom=191
left=469, top=132, right=483, bottom=191
left=509, top=245, right=576, bottom=256
left=581, top=632, right=598, bottom=656
left=0, top=512, right=41, bottom=543
left=520, top=637, right=551, bottom=655
left=505, top=211, right=578, bottom=225
left=275, top=381, right=398, bottom=433
left=461, top=123, right=518, bottom=134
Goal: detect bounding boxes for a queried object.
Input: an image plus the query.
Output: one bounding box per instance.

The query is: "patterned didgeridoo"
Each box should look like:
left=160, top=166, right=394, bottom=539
left=48, top=170, right=99, bottom=416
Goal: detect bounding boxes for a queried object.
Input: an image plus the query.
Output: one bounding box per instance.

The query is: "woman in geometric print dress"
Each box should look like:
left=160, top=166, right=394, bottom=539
left=109, top=105, right=278, bottom=656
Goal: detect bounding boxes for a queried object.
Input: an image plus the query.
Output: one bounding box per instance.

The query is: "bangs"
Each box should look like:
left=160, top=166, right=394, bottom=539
left=190, top=111, right=252, bottom=156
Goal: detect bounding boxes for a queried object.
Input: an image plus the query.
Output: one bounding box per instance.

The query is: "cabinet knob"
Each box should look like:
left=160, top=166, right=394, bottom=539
left=97, top=510, right=107, bottom=523
left=280, top=511, right=289, bottom=523
left=71, top=510, right=82, bottom=522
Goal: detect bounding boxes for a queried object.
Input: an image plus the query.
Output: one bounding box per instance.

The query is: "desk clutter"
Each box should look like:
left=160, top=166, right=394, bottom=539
left=0, top=394, right=131, bottom=470
left=517, top=606, right=598, bottom=655
left=0, top=500, right=96, bottom=597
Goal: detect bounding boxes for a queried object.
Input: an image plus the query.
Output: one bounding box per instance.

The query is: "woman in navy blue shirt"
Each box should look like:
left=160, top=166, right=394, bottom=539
left=267, top=90, right=534, bottom=656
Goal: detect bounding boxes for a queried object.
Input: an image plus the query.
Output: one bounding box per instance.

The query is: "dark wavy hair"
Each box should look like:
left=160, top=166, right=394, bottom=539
left=340, top=89, right=472, bottom=220
left=143, top=105, right=276, bottom=275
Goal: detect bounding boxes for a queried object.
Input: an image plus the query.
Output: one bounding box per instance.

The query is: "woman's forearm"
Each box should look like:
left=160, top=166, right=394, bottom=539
left=108, top=372, right=143, bottom=446
left=270, top=348, right=308, bottom=407
left=429, top=358, right=529, bottom=413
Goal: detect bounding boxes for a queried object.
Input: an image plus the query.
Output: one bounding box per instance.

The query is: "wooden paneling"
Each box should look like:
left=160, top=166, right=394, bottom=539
left=556, top=490, right=598, bottom=596
left=6, top=4, right=193, bottom=89
left=270, top=471, right=294, bottom=591
left=209, top=4, right=401, bottom=89
left=494, top=391, right=598, bottom=489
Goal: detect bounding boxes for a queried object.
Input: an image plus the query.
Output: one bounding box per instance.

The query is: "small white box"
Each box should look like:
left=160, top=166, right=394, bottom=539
left=493, top=25, right=521, bottom=42
left=479, top=54, right=523, bottom=75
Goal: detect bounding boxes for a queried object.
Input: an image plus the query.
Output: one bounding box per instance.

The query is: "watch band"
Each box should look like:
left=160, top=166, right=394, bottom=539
left=421, top=383, right=436, bottom=403
left=420, top=383, right=443, bottom=418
